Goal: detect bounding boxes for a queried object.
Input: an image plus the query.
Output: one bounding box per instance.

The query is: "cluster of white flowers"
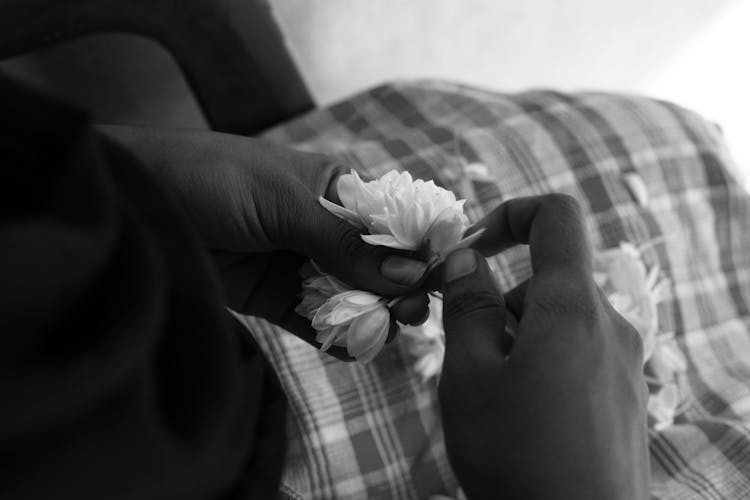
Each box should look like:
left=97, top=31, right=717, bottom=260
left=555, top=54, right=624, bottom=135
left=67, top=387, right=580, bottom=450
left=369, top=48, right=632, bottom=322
left=593, top=242, right=666, bottom=360
left=319, top=170, right=482, bottom=260
left=297, top=169, right=479, bottom=362
left=593, top=241, right=687, bottom=429
left=295, top=261, right=391, bottom=362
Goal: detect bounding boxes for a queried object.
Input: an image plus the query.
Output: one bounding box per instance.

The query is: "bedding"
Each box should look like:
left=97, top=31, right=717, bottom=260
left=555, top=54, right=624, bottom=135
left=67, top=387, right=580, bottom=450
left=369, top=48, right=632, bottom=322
left=237, top=81, right=750, bottom=499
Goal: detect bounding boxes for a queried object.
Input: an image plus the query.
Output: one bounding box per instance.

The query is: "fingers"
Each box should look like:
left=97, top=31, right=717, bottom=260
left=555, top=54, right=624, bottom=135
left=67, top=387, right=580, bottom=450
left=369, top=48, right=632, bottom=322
left=441, top=249, right=508, bottom=373
left=313, top=216, right=429, bottom=297
left=390, top=292, right=430, bottom=326
left=216, top=246, right=414, bottom=358
left=245, top=150, right=428, bottom=299
left=469, top=194, right=592, bottom=280
left=215, top=250, right=305, bottom=320
left=257, top=152, right=427, bottom=298
left=504, top=278, right=529, bottom=319
left=239, top=137, right=349, bottom=202
left=283, top=182, right=429, bottom=298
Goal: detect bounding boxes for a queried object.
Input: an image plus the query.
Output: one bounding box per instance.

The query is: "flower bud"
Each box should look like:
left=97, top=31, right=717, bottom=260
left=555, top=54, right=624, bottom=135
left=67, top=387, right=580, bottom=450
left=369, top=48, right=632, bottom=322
left=296, top=267, right=391, bottom=362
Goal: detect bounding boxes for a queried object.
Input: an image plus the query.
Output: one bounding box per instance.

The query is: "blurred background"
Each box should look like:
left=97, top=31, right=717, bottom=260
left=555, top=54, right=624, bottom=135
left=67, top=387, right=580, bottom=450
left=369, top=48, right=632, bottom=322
left=2, top=0, right=748, bottom=185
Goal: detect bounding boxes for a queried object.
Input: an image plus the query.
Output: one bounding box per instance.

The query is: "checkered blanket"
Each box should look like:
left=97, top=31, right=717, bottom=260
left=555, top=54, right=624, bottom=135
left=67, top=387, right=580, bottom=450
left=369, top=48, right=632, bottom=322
left=236, top=81, right=750, bottom=499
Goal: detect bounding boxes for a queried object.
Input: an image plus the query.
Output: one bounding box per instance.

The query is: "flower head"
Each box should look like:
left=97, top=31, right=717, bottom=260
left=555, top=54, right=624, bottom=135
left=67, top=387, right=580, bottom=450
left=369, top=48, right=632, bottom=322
left=646, top=333, right=689, bottom=429
left=300, top=169, right=481, bottom=363
left=593, top=242, right=669, bottom=361
left=593, top=241, right=690, bottom=429
left=648, top=383, right=681, bottom=431
left=295, top=262, right=390, bottom=362
left=319, top=169, right=481, bottom=262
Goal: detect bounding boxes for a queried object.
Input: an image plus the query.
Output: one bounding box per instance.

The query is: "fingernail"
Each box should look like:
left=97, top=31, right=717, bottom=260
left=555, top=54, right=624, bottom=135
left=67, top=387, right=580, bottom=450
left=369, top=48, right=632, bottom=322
left=381, top=257, right=428, bottom=286
left=445, top=249, right=478, bottom=282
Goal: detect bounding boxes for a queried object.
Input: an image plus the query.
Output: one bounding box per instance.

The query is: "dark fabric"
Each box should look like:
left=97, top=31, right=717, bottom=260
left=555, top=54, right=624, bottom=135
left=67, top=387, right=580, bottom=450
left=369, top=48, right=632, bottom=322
left=0, top=74, right=285, bottom=499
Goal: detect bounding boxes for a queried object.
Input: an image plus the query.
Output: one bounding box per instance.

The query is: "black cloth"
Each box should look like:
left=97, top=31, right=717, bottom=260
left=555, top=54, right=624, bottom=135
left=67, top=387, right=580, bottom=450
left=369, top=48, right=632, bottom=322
left=0, top=75, right=286, bottom=499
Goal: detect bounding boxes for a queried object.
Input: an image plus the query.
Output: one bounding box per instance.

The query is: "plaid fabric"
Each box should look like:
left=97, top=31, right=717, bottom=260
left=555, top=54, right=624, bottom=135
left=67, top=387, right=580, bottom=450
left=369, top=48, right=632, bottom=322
left=236, top=81, right=750, bottom=499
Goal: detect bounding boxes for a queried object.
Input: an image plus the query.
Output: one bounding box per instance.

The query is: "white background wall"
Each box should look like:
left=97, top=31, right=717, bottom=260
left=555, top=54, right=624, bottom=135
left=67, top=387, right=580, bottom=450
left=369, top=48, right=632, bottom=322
left=273, top=0, right=750, bottom=186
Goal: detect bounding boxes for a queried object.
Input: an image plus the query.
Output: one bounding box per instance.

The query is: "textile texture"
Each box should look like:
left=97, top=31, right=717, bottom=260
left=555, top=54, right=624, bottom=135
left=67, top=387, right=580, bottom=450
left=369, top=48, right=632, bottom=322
left=237, top=81, right=750, bottom=499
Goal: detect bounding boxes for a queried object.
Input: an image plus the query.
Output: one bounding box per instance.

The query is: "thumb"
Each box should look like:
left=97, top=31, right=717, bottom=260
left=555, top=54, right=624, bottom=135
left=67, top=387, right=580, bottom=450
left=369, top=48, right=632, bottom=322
left=283, top=183, right=428, bottom=299
left=310, top=209, right=428, bottom=298
left=285, top=163, right=429, bottom=298
left=442, top=249, right=507, bottom=375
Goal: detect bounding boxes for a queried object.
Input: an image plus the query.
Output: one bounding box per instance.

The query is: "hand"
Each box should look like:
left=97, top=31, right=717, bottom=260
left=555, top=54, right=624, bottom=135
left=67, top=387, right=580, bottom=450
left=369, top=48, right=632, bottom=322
left=100, top=126, right=430, bottom=359
left=439, top=194, right=650, bottom=499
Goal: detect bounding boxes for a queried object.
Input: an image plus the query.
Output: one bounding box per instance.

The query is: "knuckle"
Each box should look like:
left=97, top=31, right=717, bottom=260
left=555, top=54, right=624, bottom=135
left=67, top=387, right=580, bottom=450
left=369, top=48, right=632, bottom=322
left=543, top=192, right=583, bottom=218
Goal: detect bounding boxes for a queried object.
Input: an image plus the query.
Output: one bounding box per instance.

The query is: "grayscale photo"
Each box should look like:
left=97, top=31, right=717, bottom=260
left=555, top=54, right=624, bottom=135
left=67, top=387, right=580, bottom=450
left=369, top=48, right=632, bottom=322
left=1, top=1, right=748, bottom=498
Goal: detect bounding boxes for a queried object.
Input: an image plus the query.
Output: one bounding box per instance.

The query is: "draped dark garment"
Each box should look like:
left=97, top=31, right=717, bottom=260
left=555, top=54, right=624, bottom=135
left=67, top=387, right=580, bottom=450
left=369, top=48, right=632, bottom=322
left=0, top=75, right=285, bottom=499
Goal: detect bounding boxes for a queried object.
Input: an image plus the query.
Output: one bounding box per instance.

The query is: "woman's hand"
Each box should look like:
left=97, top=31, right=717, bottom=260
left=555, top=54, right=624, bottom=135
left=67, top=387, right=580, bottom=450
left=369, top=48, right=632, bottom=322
left=439, top=195, right=650, bottom=499
left=101, top=126, right=430, bottom=359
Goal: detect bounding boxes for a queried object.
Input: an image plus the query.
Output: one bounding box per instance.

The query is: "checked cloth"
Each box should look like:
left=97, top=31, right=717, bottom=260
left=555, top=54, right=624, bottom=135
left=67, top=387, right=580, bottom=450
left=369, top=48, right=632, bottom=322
left=236, top=81, right=750, bottom=499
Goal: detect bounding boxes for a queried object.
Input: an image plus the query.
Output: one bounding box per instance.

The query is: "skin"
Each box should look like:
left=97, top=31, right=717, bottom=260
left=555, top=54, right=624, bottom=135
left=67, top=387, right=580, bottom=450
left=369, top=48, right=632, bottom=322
left=439, top=194, right=650, bottom=500
left=100, top=126, right=431, bottom=359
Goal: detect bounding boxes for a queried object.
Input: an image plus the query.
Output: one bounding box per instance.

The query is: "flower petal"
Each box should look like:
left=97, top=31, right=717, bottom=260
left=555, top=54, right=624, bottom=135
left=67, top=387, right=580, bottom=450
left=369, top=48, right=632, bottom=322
left=295, top=290, right=328, bottom=319
left=341, top=291, right=382, bottom=306
left=346, top=306, right=390, bottom=362
left=329, top=298, right=380, bottom=325
left=319, top=325, right=347, bottom=351
left=445, top=227, right=485, bottom=254
left=368, top=214, right=391, bottom=234
left=464, top=162, right=494, bottom=182
left=422, top=207, right=465, bottom=258
left=386, top=208, right=416, bottom=247
left=311, top=299, right=340, bottom=329
left=380, top=170, right=402, bottom=184
left=361, top=233, right=415, bottom=250
left=318, top=196, right=364, bottom=228
left=337, top=172, right=358, bottom=211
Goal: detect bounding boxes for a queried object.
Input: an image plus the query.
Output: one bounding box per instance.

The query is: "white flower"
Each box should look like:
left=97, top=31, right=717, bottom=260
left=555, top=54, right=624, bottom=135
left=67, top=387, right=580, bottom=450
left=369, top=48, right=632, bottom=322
left=401, top=295, right=445, bottom=381
left=301, top=170, right=482, bottom=363
left=649, top=333, right=688, bottom=381
left=295, top=262, right=390, bottom=362
left=319, top=169, right=482, bottom=262
left=312, top=291, right=390, bottom=362
left=593, top=242, right=669, bottom=361
left=295, top=262, right=351, bottom=319
left=593, top=241, right=691, bottom=429
left=645, top=332, right=688, bottom=429
left=648, top=382, right=681, bottom=431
